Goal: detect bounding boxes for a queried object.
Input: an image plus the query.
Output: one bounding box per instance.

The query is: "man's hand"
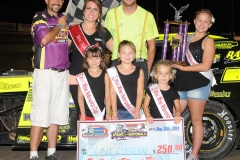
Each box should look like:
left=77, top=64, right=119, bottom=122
left=58, top=15, right=67, bottom=29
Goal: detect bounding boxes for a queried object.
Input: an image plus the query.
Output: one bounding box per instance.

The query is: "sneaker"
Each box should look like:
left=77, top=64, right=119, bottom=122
left=186, top=155, right=199, bottom=160
left=29, top=156, right=39, bottom=160
left=45, top=152, right=61, bottom=160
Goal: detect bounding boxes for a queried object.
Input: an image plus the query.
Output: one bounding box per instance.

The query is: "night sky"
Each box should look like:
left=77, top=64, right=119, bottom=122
left=0, top=0, right=239, bottom=33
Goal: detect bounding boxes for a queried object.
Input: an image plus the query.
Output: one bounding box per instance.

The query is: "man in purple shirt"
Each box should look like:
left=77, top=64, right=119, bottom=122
left=30, top=0, right=70, bottom=159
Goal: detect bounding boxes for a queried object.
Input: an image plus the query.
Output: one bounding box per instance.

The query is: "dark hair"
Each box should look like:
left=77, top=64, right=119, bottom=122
left=151, top=60, right=175, bottom=83
left=118, top=40, right=136, bottom=53
left=83, top=0, right=104, bottom=32
left=82, top=44, right=106, bottom=71
left=194, top=9, right=214, bottom=23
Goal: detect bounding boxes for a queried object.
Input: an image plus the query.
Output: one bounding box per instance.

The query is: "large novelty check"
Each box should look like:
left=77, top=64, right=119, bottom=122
left=77, top=119, right=185, bottom=160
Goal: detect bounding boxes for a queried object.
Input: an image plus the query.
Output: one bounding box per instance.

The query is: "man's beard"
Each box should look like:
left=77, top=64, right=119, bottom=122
left=49, top=4, right=61, bottom=13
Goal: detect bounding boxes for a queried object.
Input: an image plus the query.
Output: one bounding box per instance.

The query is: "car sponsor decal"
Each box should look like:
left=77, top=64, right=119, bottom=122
left=220, top=67, right=240, bottom=83
left=215, top=41, right=238, bottom=49
left=224, top=50, right=240, bottom=64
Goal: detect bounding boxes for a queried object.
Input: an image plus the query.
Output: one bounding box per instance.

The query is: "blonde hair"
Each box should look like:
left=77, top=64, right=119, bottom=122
left=118, top=40, right=136, bottom=53
left=151, top=60, right=175, bottom=83
left=194, top=9, right=215, bottom=23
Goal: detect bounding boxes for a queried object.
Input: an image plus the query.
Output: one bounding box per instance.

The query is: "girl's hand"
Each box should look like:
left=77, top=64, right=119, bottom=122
left=174, top=34, right=182, bottom=41
left=134, top=113, right=140, bottom=119
left=172, top=63, right=185, bottom=71
left=80, top=114, right=86, bottom=122
left=174, top=115, right=181, bottom=124
left=105, top=114, right=111, bottom=121
left=147, top=116, right=153, bottom=124
left=111, top=115, right=118, bottom=120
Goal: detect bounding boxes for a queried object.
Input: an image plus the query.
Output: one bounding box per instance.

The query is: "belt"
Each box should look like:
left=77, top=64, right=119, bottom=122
left=135, top=58, right=146, bottom=62
left=48, top=68, right=68, bottom=72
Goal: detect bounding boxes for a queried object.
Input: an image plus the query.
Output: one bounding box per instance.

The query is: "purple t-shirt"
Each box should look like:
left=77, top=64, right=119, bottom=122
left=31, top=9, right=70, bottom=69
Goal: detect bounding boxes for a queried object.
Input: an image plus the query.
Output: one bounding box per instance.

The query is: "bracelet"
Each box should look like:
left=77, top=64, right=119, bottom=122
left=56, top=23, right=62, bottom=30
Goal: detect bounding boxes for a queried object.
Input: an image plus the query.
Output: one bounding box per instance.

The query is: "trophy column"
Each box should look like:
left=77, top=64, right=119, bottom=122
left=161, top=21, right=190, bottom=66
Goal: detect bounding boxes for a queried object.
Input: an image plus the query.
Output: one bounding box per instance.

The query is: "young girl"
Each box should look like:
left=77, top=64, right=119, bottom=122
left=143, top=60, right=181, bottom=124
left=173, top=9, right=216, bottom=160
left=77, top=44, right=111, bottom=121
left=108, top=40, right=144, bottom=120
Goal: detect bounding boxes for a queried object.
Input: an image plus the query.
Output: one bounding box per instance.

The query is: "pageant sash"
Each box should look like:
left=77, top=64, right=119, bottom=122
left=107, top=67, right=135, bottom=116
left=107, top=67, right=146, bottom=119
left=186, top=34, right=217, bottom=87
left=69, top=24, right=90, bottom=56
left=76, top=72, right=105, bottom=121
left=149, top=84, right=173, bottom=118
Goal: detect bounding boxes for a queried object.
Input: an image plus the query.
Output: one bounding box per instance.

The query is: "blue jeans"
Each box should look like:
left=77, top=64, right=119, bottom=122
left=118, top=110, right=134, bottom=120
left=178, top=82, right=211, bottom=100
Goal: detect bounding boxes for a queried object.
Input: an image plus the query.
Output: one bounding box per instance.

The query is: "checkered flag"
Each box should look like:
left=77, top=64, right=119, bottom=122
left=65, top=0, right=122, bottom=26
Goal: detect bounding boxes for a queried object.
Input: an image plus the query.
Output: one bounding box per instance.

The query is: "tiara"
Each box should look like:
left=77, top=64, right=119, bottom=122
left=84, top=42, right=103, bottom=55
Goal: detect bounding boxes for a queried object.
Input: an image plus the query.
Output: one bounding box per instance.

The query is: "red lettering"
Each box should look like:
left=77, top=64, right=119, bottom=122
left=157, top=145, right=173, bottom=154
left=82, top=83, right=88, bottom=91
left=125, top=124, right=138, bottom=127
left=93, top=108, right=98, bottom=114
left=117, top=86, right=123, bottom=94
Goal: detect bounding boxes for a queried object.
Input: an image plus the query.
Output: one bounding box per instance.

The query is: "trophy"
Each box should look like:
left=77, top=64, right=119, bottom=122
left=161, top=3, right=190, bottom=66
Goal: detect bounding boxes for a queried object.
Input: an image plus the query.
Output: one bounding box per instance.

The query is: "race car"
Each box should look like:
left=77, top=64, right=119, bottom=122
left=0, top=32, right=240, bottom=160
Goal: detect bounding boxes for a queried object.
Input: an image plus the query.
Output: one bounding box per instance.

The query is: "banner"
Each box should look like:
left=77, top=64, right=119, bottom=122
left=77, top=119, right=185, bottom=160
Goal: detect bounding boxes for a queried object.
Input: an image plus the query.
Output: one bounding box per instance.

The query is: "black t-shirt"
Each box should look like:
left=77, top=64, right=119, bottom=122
left=146, top=86, right=179, bottom=118
left=69, top=23, right=112, bottom=75
left=116, top=66, right=140, bottom=111
left=174, top=35, right=210, bottom=91
left=83, top=70, right=106, bottom=117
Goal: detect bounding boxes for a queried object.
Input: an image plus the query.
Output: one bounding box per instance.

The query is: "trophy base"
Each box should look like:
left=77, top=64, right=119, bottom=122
left=171, top=60, right=186, bottom=67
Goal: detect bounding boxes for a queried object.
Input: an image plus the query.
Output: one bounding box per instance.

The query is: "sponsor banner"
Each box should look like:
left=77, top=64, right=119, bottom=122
left=77, top=119, right=185, bottom=160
